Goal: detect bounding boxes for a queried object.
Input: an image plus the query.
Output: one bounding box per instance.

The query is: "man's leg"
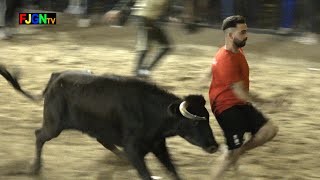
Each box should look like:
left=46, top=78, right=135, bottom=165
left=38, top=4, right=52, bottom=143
left=5, top=0, right=19, bottom=27
left=135, top=50, right=148, bottom=75
left=210, top=106, right=247, bottom=179
left=211, top=105, right=278, bottom=179
left=0, top=0, right=6, bottom=27
left=147, top=23, right=171, bottom=71
left=134, top=17, right=150, bottom=77
left=0, top=0, right=8, bottom=40
left=147, top=47, right=170, bottom=71
left=239, top=120, right=278, bottom=155
left=210, top=148, right=242, bottom=180
left=211, top=121, right=278, bottom=180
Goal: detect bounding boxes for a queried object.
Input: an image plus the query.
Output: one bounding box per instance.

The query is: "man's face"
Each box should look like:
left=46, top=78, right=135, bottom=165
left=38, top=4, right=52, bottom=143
left=232, top=23, right=248, bottom=48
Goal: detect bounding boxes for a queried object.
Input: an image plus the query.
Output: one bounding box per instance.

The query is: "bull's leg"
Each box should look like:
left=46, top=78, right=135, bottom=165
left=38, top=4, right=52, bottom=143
left=31, top=127, right=62, bottom=175
left=96, top=138, right=127, bottom=160
left=124, top=141, right=151, bottom=180
left=152, top=139, right=181, bottom=180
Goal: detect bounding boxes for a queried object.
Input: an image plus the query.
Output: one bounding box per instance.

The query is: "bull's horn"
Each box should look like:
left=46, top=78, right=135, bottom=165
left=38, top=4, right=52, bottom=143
left=179, top=101, right=207, bottom=121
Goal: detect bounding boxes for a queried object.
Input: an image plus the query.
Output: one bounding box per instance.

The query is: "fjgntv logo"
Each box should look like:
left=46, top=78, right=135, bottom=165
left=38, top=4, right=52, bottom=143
left=19, top=13, right=56, bottom=25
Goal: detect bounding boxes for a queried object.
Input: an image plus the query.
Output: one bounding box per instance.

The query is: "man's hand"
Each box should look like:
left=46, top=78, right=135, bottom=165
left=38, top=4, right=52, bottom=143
left=249, top=91, right=290, bottom=109
left=103, top=10, right=121, bottom=24
left=250, top=92, right=270, bottom=104
left=231, top=81, right=252, bottom=102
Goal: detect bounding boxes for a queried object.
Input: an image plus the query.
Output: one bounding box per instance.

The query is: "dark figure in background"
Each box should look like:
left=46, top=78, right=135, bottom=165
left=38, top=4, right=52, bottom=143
left=0, top=0, right=21, bottom=39
left=104, top=0, right=171, bottom=78
left=234, top=0, right=260, bottom=27
left=220, top=0, right=234, bottom=20
left=0, top=0, right=6, bottom=39
left=277, top=0, right=296, bottom=35
left=294, top=0, right=319, bottom=44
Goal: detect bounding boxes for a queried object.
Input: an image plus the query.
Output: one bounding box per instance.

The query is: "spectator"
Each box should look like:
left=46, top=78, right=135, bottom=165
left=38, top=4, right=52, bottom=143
left=277, top=0, right=296, bottom=35
left=104, top=0, right=172, bottom=78
left=65, top=0, right=91, bottom=27
left=294, top=0, right=319, bottom=44
left=0, top=0, right=20, bottom=40
left=220, top=0, right=234, bottom=20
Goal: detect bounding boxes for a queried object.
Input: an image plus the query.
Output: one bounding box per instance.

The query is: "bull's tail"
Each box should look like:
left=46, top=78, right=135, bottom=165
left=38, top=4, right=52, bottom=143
left=0, top=65, right=39, bottom=101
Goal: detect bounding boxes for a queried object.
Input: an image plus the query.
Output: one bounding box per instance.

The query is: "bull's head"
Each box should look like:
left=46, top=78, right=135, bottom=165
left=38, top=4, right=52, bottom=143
left=168, top=95, right=219, bottom=153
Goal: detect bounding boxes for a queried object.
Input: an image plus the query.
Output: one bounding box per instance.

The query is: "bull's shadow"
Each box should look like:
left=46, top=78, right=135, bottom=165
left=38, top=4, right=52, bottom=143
left=96, top=154, right=137, bottom=180
left=96, top=153, right=171, bottom=180
left=0, top=159, right=45, bottom=179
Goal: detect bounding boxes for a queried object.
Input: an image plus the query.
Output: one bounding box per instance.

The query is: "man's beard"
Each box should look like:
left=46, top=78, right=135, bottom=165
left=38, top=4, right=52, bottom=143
left=234, top=38, right=247, bottom=48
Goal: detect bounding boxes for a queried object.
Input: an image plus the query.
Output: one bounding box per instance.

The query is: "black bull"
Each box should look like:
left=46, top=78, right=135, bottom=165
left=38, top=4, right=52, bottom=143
left=5, top=70, right=219, bottom=180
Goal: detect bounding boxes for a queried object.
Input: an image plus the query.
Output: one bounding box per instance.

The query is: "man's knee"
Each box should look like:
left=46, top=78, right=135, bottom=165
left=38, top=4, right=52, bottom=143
left=263, top=120, right=279, bottom=139
left=270, top=123, right=279, bottom=138
left=159, top=45, right=173, bottom=54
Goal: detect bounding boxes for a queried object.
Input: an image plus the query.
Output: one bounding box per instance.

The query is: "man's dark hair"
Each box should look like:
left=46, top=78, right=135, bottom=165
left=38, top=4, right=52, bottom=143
left=222, top=15, right=246, bottom=31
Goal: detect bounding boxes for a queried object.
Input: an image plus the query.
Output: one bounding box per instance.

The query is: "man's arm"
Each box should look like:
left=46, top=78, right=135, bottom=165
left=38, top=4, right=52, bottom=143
left=104, top=0, right=135, bottom=23
left=231, top=81, right=253, bottom=102
left=112, top=0, right=135, bottom=11
left=231, top=81, right=271, bottom=104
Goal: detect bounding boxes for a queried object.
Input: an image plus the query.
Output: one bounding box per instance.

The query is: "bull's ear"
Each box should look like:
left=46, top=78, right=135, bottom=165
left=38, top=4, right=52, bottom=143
left=167, top=101, right=181, bottom=117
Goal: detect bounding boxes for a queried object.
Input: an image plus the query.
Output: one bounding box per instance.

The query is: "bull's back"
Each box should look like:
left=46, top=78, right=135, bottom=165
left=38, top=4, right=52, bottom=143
left=44, top=73, right=142, bottom=131
left=47, top=72, right=177, bottom=114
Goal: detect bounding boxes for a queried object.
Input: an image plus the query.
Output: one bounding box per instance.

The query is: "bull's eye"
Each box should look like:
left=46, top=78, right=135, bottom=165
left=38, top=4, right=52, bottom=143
left=192, top=120, right=199, bottom=126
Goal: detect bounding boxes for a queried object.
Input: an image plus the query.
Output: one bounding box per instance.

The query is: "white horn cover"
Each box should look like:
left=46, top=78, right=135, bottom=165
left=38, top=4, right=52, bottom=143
left=179, top=101, right=207, bottom=121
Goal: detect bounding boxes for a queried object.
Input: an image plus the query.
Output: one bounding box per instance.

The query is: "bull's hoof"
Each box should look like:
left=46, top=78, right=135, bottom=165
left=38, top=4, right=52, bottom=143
left=151, top=175, right=163, bottom=180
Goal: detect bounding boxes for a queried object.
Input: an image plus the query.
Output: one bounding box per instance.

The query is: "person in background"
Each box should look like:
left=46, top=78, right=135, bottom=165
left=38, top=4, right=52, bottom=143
left=0, top=0, right=8, bottom=39
left=277, top=0, right=296, bottom=35
left=65, top=0, right=91, bottom=27
left=220, top=0, right=234, bottom=20
left=294, top=0, right=319, bottom=44
left=0, top=0, right=20, bottom=40
left=235, top=0, right=260, bottom=27
left=104, top=0, right=172, bottom=78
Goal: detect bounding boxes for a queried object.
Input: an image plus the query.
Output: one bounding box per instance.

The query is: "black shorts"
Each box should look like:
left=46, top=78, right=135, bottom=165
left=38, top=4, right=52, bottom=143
left=216, top=104, right=268, bottom=150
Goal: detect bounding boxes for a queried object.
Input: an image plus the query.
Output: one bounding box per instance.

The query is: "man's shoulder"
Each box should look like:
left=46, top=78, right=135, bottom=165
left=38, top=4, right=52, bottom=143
left=215, top=48, right=233, bottom=62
